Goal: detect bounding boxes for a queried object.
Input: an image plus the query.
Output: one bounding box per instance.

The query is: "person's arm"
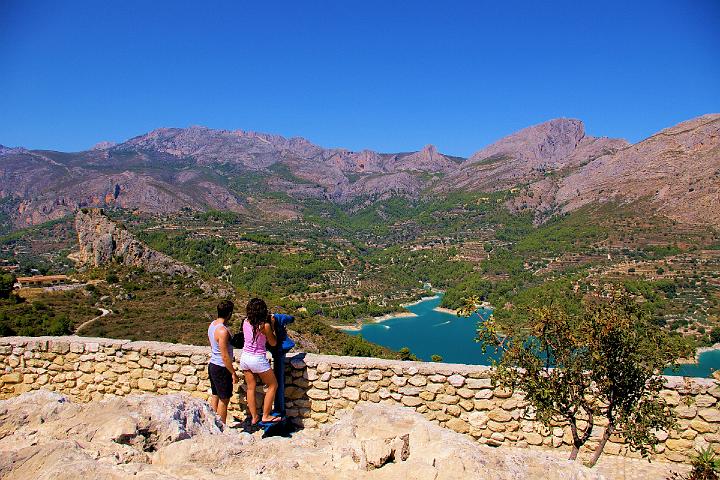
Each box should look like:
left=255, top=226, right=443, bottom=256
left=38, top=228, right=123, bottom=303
left=262, top=320, right=277, bottom=347
left=216, top=327, right=239, bottom=383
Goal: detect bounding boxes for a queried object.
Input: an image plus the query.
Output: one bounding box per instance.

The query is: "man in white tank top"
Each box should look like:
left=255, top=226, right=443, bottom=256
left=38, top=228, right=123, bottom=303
left=207, top=300, right=238, bottom=424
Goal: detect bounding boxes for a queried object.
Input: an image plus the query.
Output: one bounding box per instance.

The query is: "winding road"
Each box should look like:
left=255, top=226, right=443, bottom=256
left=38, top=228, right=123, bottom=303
left=75, top=308, right=112, bottom=335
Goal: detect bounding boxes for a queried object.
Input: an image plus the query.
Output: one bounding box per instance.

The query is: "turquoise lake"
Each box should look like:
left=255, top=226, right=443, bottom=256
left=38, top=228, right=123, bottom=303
left=347, top=294, right=719, bottom=378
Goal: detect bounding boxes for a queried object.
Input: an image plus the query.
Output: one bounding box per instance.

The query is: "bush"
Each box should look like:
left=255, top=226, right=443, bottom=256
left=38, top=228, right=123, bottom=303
left=471, top=289, right=692, bottom=467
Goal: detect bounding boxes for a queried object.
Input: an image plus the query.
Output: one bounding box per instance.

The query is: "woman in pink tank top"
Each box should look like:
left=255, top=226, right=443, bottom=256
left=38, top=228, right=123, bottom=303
left=240, top=298, right=281, bottom=425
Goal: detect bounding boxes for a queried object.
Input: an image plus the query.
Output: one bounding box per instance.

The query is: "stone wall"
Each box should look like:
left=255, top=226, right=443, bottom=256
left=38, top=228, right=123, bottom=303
left=1, top=336, right=718, bottom=464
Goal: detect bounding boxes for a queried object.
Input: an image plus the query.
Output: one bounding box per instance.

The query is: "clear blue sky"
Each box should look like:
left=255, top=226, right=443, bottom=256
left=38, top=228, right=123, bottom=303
left=1, top=1, right=719, bottom=156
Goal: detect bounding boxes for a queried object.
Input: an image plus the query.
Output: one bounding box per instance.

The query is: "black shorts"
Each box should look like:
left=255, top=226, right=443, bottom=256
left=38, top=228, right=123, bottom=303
left=208, top=363, right=233, bottom=399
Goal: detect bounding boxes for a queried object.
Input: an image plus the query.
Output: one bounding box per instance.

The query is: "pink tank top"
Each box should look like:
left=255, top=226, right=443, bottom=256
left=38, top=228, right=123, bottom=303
left=243, top=319, right=267, bottom=355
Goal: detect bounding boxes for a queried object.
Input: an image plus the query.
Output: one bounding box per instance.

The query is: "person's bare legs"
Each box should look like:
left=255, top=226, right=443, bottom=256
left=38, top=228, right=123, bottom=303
left=243, top=370, right=259, bottom=424
left=210, top=394, right=219, bottom=413
left=216, top=397, right=230, bottom=424
left=257, top=369, right=279, bottom=422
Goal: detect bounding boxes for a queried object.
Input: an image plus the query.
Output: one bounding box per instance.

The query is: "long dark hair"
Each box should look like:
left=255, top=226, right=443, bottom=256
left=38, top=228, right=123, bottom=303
left=246, top=297, right=269, bottom=341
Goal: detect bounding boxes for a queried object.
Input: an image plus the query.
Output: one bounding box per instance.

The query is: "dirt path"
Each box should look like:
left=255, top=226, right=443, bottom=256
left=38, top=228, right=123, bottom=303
left=75, top=307, right=112, bottom=334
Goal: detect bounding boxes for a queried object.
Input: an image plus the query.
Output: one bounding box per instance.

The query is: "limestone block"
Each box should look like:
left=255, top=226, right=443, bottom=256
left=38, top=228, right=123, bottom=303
left=137, top=357, right=153, bottom=369
left=1, top=373, right=22, bottom=383
left=328, top=378, right=345, bottom=389
left=446, top=418, right=469, bottom=434
left=189, top=354, right=206, bottom=365
left=699, top=408, right=720, bottom=423
left=419, top=391, right=435, bottom=401
left=666, top=438, right=694, bottom=451
left=307, top=389, right=330, bottom=400
left=468, top=411, right=488, bottom=428
left=660, top=390, right=681, bottom=406
left=457, top=388, right=474, bottom=399
left=390, top=376, right=407, bottom=387
left=436, top=394, right=459, bottom=405
left=466, top=378, right=492, bottom=389
left=138, top=378, right=155, bottom=391
left=675, top=404, right=697, bottom=419
left=447, top=374, right=465, bottom=387
left=124, top=351, right=140, bottom=361
left=426, top=383, right=443, bottom=394
left=162, top=364, right=180, bottom=373
left=475, top=389, right=493, bottom=399
left=691, top=420, right=717, bottom=434
left=493, top=387, right=513, bottom=399
left=695, top=394, right=717, bottom=408
left=367, top=370, right=383, bottom=381
left=524, top=432, right=543, bottom=445
left=360, top=382, right=378, bottom=393
left=398, top=386, right=421, bottom=396
left=110, top=364, right=129, bottom=374
left=408, top=375, right=427, bottom=387
left=311, top=412, right=329, bottom=423
left=459, top=399, right=474, bottom=412
left=401, top=396, right=423, bottom=407
left=487, top=420, right=506, bottom=432
left=428, top=374, right=446, bottom=383
left=446, top=405, right=461, bottom=417
left=488, top=409, right=512, bottom=422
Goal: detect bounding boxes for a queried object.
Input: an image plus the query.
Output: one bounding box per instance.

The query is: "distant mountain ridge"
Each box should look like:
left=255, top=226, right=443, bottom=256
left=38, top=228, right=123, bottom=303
left=1, top=114, right=718, bottom=229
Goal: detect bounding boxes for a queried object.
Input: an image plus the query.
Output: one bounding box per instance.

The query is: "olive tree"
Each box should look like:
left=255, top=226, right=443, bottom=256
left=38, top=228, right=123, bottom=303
left=461, top=289, right=691, bottom=467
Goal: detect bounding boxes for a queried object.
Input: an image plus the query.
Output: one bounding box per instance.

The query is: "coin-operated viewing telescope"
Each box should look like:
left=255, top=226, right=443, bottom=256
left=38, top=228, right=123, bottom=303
left=265, top=313, right=295, bottom=422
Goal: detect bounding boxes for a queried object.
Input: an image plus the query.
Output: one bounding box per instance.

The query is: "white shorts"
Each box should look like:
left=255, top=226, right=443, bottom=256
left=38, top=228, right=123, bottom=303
left=240, top=352, right=271, bottom=374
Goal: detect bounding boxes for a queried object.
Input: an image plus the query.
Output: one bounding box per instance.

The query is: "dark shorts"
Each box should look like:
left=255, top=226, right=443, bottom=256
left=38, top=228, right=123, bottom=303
left=208, top=363, right=233, bottom=399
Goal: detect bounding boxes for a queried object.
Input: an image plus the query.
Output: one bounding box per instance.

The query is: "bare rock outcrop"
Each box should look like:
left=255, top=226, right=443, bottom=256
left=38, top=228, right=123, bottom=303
left=0, top=390, right=610, bottom=480
left=74, top=208, right=196, bottom=276
left=556, top=113, right=720, bottom=225
left=437, top=119, right=628, bottom=192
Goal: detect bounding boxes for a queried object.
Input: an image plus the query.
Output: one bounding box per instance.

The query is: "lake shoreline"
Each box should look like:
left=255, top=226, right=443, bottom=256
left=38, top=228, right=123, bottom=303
left=677, top=343, right=720, bottom=365
left=331, top=305, right=423, bottom=331
left=433, top=306, right=458, bottom=315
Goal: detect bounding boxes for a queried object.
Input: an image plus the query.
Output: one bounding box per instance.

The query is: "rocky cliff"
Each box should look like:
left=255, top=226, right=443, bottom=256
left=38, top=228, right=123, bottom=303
left=74, top=208, right=196, bottom=276
left=0, top=390, right=619, bottom=479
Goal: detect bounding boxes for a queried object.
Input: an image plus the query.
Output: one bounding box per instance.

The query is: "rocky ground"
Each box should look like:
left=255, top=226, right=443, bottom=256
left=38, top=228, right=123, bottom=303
left=0, top=390, right=689, bottom=480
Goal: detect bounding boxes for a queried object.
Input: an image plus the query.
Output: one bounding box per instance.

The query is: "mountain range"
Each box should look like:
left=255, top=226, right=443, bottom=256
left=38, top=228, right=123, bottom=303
left=1, top=114, right=718, bottom=229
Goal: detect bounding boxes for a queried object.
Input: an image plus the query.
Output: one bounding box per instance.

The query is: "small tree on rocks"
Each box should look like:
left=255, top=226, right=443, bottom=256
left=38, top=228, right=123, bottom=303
left=462, top=288, right=691, bottom=467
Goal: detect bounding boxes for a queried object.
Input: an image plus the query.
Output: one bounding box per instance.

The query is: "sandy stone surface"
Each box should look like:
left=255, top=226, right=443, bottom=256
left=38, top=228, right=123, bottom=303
left=0, top=390, right=663, bottom=480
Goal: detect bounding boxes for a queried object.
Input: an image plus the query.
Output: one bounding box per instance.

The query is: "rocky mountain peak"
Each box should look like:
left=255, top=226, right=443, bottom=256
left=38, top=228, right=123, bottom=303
left=468, top=118, right=586, bottom=167
left=0, top=144, right=27, bottom=156
left=90, top=141, right=116, bottom=150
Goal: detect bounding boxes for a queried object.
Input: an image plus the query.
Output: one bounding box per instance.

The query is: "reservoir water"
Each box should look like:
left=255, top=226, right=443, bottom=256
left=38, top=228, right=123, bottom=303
left=347, top=295, right=499, bottom=365
left=347, top=294, right=719, bottom=378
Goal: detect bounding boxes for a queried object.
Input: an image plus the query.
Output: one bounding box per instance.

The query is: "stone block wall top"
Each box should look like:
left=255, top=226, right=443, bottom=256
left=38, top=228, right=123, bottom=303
left=289, top=352, right=494, bottom=376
